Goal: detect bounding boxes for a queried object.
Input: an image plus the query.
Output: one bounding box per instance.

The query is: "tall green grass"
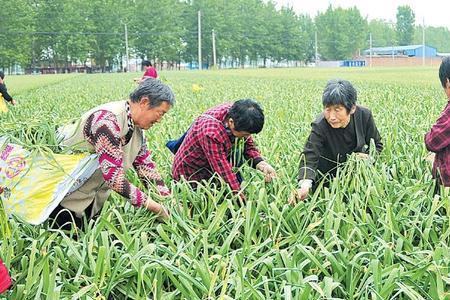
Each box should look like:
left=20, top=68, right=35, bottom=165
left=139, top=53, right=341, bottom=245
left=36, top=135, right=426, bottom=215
left=0, top=67, right=449, bottom=299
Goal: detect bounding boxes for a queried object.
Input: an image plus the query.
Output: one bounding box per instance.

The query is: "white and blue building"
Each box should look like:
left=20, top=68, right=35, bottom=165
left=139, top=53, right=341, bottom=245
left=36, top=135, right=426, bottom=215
left=363, top=45, right=438, bottom=57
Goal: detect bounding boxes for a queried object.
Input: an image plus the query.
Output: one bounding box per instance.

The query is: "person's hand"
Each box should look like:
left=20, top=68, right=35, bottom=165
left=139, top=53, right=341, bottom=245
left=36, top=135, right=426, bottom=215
left=10, top=99, right=16, bottom=106
left=425, top=152, right=435, bottom=164
left=234, top=191, right=246, bottom=207
left=288, top=187, right=310, bottom=205
left=354, top=152, right=369, bottom=160
left=256, top=161, right=277, bottom=183
left=157, top=205, right=170, bottom=220
left=145, top=198, right=170, bottom=220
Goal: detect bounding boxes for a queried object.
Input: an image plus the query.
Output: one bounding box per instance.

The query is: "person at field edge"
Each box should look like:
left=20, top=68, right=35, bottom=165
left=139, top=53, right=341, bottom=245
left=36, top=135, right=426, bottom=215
left=0, top=258, right=11, bottom=294
left=51, top=78, right=174, bottom=229
left=290, top=79, right=383, bottom=204
left=170, top=99, right=277, bottom=201
left=134, top=60, right=158, bottom=84
left=0, top=71, right=17, bottom=107
left=425, top=56, right=450, bottom=189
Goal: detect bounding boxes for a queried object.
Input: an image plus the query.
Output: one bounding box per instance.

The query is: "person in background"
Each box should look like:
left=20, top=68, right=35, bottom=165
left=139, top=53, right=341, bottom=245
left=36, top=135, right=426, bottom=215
left=425, top=57, right=450, bottom=190
left=51, top=78, right=174, bottom=229
left=171, top=99, right=277, bottom=201
left=290, top=79, right=383, bottom=204
left=0, top=258, right=11, bottom=294
left=0, top=71, right=16, bottom=111
left=134, top=60, right=158, bottom=84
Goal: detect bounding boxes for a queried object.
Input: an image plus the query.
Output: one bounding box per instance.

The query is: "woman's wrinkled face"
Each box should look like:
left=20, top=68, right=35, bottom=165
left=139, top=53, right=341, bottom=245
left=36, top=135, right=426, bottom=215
left=132, top=98, right=171, bottom=130
left=323, top=104, right=355, bottom=128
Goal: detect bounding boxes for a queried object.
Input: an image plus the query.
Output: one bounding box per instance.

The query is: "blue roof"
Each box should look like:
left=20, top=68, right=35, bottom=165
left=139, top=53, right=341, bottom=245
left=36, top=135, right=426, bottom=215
left=368, top=45, right=436, bottom=52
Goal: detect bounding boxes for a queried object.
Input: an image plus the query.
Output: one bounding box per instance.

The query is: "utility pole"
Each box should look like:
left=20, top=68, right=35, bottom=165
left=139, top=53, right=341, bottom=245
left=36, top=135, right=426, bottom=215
left=198, top=10, right=202, bottom=70
left=315, top=31, right=318, bottom=67
left=124, top=23, right=129, bottom=72
left=212, top=29, right=217, bottom=68
left=422, top=18, right=426, bottom=67
left=369, top=32, right=373, bottom=67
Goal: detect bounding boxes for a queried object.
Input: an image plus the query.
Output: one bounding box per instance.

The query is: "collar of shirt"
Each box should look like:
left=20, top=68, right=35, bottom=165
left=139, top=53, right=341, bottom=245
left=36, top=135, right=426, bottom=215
left=125, top=101, right=135, bottom=131
left=223, top=122, right=236, bottom=143
left=122, top=101, right=135, bottom=146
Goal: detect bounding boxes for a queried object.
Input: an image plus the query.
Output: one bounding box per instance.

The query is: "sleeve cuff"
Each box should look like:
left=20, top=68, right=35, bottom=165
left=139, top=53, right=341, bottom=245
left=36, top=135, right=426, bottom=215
left=250, top=157, right=264, bottom=169
left=298, top=179, right=313, bottom=189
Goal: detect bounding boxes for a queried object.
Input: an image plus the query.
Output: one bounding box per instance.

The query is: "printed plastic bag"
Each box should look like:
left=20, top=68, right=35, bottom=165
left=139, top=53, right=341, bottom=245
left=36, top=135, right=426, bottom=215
left=0, top=138, right=98, bottom=225
left=0, top=97, right=8, bottom=113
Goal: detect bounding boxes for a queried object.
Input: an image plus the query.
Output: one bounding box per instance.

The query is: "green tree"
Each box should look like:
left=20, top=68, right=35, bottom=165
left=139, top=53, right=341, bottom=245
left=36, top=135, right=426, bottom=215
left=130, top=0, right=186, bottom=67
left=85, top=0, right=125, bottom=71
left=33, top=0, right=69, bottom=69
left=254, top=1, right=282, bottom=66
left=183, top=0, right=239, bottom=67
left=297, top=14, right=316, bottom=63
left=315, top=5, right=367, bottom=60
left=414, top=26, right=450, bottom=53
left=275, top=7, right=301, bottom=62
left=396, top=5, right=415, bottom=46
left=58, top=0, right=95, bottom=69
left=0, top=0, right=35, bottom=70
left=368, top=19, right=396, bottom=47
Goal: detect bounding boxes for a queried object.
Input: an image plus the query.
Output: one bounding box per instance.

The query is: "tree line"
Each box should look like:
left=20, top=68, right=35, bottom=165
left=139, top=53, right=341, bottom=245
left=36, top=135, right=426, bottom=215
left=1, top=0, right=449, bottom=71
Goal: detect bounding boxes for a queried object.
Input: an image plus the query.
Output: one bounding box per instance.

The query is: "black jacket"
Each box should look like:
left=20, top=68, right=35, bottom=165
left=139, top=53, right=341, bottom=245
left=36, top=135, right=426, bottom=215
left=0, top=83, right=12, bottom=102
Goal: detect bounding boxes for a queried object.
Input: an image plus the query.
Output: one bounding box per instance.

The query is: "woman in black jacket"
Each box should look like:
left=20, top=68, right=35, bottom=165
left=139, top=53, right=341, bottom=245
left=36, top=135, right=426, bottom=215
left=290, top=79, right=383, bottom=204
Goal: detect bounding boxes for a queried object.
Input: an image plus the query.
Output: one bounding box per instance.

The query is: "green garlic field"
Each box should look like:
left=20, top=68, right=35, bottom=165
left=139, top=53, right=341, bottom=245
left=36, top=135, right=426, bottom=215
left=0, top=67, right=449, bottom=299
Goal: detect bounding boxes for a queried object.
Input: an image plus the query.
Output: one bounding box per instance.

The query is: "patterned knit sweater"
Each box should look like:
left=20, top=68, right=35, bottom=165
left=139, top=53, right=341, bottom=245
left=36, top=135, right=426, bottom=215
left=83, top=107, right=170, bottom=207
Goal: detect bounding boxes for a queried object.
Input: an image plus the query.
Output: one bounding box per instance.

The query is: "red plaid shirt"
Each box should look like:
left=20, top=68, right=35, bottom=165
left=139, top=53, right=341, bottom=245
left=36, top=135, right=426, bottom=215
left=172, top=103, right=263, bottom=191
left=425, top=100, right=450, bottom=186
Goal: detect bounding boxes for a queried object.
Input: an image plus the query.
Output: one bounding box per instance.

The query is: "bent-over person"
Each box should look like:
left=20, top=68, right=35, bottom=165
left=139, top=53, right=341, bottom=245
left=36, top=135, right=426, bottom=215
left=52, top=78, right=174, bottom=228
left=171, top=99, right=276, bottom=200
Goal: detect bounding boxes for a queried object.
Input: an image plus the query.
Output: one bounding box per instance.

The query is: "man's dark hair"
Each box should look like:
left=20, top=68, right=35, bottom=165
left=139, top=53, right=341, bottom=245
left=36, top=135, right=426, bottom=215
left=228, top=99, right=264, bottom=134
left=322, top=79, right=357, bottom=113
left=439, top=57, right=450, bottom=88
left=142, top=60, right=152, bottom=67
left=0, top=71, right=4, bottom=80
left=130, top=77, right=175, bottom=108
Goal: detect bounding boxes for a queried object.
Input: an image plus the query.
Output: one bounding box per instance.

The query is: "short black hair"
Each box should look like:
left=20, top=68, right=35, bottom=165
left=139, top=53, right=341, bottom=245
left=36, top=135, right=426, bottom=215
left=142, top=60, right=152, bottom=67
left=439, top=57, right=450, bottom=88
left=228, top=99, right=264, bottom=134
left=322, top=79, right=357, bottom=113
left=0, top=71, right=4, bottom=80
left=130, top=77, right=175, bottom=108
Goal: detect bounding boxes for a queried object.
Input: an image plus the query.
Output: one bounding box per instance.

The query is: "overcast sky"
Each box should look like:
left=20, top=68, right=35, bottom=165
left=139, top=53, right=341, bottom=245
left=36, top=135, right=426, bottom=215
left=276, top=0, right=449, bottom=29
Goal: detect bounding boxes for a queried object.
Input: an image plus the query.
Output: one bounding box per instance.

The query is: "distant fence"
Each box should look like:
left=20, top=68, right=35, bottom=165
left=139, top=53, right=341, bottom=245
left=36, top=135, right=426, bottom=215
left=317, top=60, right=366, bottom=68
left=24, top=66, right=112, bottom=74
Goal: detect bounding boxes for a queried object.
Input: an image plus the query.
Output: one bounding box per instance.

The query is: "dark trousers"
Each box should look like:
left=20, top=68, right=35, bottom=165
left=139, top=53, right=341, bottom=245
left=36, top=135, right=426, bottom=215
left=48, top=203, right=96, bottom=230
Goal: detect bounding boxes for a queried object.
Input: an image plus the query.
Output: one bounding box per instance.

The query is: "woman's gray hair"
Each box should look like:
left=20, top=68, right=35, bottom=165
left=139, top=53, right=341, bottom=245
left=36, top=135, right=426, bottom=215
left=130, top=77, right=175, bottom=108
left=322, top=79, right=357, bottom=112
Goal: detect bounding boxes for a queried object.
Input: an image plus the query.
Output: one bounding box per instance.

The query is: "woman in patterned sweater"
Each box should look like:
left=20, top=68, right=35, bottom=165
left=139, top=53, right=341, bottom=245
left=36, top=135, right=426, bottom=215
left=50, top=78, right=175, bottom=229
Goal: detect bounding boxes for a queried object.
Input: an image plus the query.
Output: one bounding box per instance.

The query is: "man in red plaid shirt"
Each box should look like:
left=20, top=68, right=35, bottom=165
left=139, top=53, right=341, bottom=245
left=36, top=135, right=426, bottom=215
left=425, top=57, right=450, bottom=188
left=172, top=99, right=276, bottom=198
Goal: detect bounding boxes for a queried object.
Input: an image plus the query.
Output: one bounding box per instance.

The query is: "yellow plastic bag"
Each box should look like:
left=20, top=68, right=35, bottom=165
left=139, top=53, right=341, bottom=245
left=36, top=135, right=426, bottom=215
left=0, top=96, right=8, bottom=113
left=0, top=138, right=98, bottom=224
